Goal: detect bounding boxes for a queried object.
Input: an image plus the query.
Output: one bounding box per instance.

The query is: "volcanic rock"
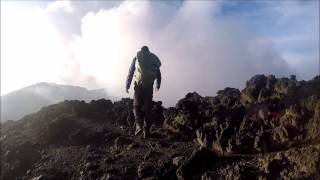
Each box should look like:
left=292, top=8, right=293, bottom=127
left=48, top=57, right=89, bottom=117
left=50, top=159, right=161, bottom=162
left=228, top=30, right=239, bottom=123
left=1, top=74, right=319, bottom=179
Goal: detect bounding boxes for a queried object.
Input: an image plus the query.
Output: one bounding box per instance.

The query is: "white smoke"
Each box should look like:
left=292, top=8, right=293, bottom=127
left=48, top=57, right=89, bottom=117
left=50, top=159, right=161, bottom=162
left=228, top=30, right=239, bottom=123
left=3, top=1, right=317, bottom=107
left=64, top=1, right=293, bottom=106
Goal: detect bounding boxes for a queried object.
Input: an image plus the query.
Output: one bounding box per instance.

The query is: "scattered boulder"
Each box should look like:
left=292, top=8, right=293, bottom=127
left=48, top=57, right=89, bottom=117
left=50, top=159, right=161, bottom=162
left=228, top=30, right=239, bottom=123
left=164, top=92, right=212, bottom=137
left=216, top=87, right=241, bottom=107
left=241, top=74, right=268, bottom=104
left=196, top=104, right=245, bottom=154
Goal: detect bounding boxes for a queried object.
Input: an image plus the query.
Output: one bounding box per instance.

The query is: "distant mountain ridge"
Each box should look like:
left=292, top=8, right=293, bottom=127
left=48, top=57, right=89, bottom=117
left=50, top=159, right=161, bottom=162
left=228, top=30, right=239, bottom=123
left=1, top=82, right=109, bottom=122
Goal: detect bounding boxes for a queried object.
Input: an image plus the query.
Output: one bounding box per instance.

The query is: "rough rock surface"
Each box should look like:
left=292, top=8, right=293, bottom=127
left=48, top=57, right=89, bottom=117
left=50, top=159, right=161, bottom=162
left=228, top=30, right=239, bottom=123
left=1, top=74, right=319, bottom=179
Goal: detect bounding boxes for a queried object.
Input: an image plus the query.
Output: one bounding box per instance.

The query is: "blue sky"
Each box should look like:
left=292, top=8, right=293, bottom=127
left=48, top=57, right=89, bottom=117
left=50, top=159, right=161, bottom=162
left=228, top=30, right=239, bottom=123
left=220, top=1, right=319, bottom=62
left=1, top=0, right=319, bottom=105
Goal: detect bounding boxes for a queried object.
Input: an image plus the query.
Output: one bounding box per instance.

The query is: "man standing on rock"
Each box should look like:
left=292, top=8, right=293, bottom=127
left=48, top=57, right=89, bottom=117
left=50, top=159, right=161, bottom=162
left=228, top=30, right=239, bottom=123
left=126, top=46, right=162, bottom=139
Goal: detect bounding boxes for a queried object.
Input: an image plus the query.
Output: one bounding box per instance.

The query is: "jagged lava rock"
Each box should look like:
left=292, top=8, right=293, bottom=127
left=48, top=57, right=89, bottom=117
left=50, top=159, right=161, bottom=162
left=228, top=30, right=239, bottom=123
left=1, top=74, right=319, bottom=179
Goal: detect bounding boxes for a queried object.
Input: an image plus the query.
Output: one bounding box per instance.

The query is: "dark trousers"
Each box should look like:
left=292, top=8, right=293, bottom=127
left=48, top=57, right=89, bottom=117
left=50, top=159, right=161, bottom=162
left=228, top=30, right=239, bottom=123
left=133, top=82, right=153, bottom=132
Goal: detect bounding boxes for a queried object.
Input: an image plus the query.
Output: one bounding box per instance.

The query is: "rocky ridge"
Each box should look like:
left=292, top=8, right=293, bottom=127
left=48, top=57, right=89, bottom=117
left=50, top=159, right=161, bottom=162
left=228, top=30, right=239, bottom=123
left=1, top=82, right=109, bottom=121
left=1, top=74, right=319, bottom=179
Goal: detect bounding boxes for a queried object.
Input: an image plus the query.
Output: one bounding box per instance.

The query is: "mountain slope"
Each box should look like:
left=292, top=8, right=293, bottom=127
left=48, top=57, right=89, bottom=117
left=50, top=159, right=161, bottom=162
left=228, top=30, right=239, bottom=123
left=1, top=75, right=319, bottom=179
left=1, top=82, right=108, bottom=121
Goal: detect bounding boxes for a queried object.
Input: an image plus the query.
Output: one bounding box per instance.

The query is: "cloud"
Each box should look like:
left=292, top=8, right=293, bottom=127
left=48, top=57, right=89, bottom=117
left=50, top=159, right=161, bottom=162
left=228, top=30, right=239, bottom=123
left=218, top=1, right=319, bottom=80
left=62, top=1, right=293, bottom=106
left=2, top=1, right=317, bottom=107
left=270, top=1, right=319, bottom=80
left=59, top=60, right=100, bottom=90
left=44, top=1, right=122, bottom=37
left=1, top=3, right=69, bottom=95
left=46, top=0, right=73, bottom=13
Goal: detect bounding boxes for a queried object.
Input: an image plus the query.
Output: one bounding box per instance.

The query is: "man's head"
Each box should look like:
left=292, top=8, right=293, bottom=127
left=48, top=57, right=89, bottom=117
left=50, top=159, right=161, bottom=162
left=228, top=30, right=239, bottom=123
left=141, top=46, right=149, bottom=52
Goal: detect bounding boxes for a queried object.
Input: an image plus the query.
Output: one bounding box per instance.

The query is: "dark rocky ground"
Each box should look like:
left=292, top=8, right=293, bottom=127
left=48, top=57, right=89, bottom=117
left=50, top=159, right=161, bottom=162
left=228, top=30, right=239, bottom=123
left=1, top=74, right=319, bottom=180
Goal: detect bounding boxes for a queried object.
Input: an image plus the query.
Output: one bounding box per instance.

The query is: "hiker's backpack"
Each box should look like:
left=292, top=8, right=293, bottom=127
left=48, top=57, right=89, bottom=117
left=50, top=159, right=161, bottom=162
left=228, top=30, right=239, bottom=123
left=134, top=50, right=161, bottom=87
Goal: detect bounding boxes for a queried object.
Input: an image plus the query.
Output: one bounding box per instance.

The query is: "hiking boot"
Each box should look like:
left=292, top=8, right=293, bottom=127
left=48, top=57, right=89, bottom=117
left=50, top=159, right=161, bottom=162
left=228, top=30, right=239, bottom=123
left=135, top=125, right=142, bottom=136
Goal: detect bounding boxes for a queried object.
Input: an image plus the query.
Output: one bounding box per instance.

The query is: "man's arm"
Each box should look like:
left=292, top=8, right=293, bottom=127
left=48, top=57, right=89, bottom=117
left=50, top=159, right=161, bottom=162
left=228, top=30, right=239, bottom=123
left=126, top=57, right=136, bottom=92
left=156, top=69, right=161, bottom=90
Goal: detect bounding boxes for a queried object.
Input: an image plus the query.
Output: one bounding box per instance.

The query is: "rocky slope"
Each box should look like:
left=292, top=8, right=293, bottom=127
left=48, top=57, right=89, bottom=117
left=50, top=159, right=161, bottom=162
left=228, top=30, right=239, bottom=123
left=1, top=74, right=319, bottom=179
left=1, top=82, right=109, bottom=122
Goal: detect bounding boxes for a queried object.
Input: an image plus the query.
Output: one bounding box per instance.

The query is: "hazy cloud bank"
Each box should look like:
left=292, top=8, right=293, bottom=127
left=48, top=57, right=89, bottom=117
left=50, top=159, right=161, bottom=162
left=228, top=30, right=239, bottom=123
left=65, top=1, right=293, bottom=106
left=2, top=0, right=318, bottom=106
